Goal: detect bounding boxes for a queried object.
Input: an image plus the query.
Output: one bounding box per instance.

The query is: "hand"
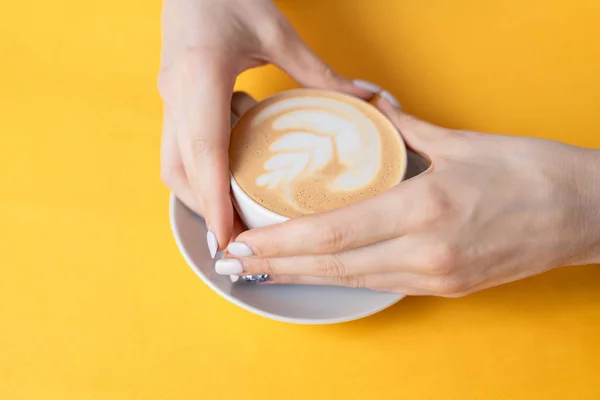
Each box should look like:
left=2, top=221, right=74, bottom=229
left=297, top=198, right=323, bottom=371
left=158, top=0, right=376, bottom=255
left=218, top=97, right=600, bottom=296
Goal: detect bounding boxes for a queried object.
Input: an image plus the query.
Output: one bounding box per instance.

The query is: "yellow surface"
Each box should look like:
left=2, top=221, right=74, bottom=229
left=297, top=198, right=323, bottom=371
left=1, top=0, right=600, bottom=399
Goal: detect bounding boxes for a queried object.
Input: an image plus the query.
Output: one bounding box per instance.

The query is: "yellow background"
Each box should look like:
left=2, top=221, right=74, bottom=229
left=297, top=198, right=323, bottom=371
left=1, top=0, right=600, bottom=399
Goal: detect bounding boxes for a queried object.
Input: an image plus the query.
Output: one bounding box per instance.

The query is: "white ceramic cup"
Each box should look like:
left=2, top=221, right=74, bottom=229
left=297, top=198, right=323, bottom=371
left=170, top=90, right=427, bottom=324
left=229, top=89, right=408, bottom=230
left=170, top=150, right=428, bottom=324
left=230, top=175, right=288, bottom=229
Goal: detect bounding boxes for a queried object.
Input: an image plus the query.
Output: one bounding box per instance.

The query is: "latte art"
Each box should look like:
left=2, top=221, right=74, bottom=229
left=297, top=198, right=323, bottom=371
left=230, top=89, right=405, bottom=218
left=254, top=97, right=382, bottom=213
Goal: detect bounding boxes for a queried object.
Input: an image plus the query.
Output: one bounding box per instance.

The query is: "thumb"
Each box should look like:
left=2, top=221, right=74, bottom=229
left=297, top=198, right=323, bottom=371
left=268, top=23, right=376, bottom=99
left=376, top=95, right=451, bottom=156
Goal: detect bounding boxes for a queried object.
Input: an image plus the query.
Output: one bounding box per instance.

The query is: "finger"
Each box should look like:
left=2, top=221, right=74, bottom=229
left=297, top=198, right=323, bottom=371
left=223, top=235, right=445, bottom=277
left=267, top=21, right=376, bottom=99
left=160, top=106, right=203, bottom=216
left=376, top=97, right=450, bottom=157
left=228, top=91, right=257, bottom=244
left=233, top=175, right=433, bottom=258
left=223, top=213, right=251, bottom=283
left=174, top=58, right=236, bottom=251
left=265, top=273, right=435, bottom=296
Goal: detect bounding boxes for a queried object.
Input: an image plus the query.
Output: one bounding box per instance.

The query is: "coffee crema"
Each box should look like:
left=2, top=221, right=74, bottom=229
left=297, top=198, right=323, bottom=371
left=229, top=89, right=405, bottom=218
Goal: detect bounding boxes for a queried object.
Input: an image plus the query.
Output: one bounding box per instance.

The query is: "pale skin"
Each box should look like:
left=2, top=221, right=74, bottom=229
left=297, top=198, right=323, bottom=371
left=159, top=0, right=374, bottom=246
left=160, top=0, right=600, bottom=297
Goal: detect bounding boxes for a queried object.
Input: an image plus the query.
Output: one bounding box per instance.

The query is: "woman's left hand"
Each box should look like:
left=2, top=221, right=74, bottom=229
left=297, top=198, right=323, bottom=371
left=218, top=97, right=600, bottom=297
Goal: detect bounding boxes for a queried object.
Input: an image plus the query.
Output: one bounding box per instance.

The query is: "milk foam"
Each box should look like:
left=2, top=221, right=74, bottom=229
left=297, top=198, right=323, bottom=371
left=254, top=97, right=381, bottom=213
left=229, top=90, right=404, bottom=218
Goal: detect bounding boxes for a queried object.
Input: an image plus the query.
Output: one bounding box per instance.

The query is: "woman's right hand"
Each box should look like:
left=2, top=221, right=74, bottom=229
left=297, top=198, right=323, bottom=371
left=158, top=0, right=377, bottom=256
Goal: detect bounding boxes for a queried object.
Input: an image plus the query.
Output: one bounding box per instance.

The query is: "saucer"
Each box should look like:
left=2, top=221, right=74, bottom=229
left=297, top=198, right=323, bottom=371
left=169, top=150, right=428, bottom=324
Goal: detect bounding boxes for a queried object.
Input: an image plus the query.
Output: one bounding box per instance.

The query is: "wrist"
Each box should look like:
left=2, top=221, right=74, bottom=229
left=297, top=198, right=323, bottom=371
left=576, top=148, right=600, bottom=265
left=554, top=145, right=600, bottom=267
left=589, top=149, right=600, bottom=264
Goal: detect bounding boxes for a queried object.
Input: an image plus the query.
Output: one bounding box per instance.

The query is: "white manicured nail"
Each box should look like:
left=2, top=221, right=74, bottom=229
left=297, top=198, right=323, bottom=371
left=381, top=90, right=401, bottom=108
left=229, top=275, right=240, bottom=283
left=215, top=259, right=243, bottom=275
left=352, top=79, right=381, bottom=93
left=206, top=231, right=218, bottom=259
left=227, top=242, right=253, bottom=257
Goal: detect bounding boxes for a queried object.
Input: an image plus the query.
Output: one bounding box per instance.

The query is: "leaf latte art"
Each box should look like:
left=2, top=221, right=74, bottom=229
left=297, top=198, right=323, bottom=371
left=230, top=90, right=405, bottom=218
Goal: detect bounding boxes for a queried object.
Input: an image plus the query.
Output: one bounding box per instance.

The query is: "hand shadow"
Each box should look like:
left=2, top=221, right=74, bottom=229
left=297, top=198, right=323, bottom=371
left=326, top=265, right=600, bottom=337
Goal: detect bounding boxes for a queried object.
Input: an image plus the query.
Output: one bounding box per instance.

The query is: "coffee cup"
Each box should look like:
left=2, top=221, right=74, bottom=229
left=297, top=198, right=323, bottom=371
left=229, top=88, right=408, bottom=230
left=170, top=89, right=422, bottom=320
left=230, top=173, right=288, bottom=229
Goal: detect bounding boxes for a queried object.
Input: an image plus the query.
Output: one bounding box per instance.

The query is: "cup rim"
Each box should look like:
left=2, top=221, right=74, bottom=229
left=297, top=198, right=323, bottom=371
left=229, top=87, right=409, bottom=218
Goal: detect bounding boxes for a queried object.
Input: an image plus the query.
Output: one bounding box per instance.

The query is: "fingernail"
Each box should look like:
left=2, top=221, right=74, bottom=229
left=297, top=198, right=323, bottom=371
left=215, top=259, right=243, bottom=275
left=227, top=242, right=253, bottom=257
left=229, top=275, right=240, bottom=283
left=206, top=231, right=218, bottom=259
left=352, top=79, right=381, bottom=93
left=381, top=90, right=401, bottom=108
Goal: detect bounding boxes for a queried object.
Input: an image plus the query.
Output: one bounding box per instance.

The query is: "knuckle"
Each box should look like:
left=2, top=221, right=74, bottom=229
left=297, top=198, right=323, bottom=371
left=191, top=136, right=211, bottom=158
left=417, top=182, right=454, bottom=227
left=421, top=242, right=461, bottom=275
left=254, top=258, right=276, bottom=276
left=313, top=255, right=348, bottom=277
left=258, top=17, right=290, bottom=52
left=160, top=164, right=177, bottom=188
left=451, top=129, right=478, bottom=150
left=338, top=275, right=366, bottom=289
left=160, top=161, right=187, bottom=191
left=316, top=226, right=348, bottom=254
left=191, top=137, right=225, bottom=160
left=438, top=129, right=479, bottom=157
left=428, top=276, right=468, bottom=296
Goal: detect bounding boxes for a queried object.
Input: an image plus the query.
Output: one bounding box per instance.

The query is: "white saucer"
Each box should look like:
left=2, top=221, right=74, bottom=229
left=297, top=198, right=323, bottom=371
left=169, top=151, right=429, bottom=324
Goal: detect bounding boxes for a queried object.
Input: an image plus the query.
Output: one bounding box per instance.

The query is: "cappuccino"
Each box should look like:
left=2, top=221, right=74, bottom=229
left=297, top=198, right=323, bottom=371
left=229, top=89, right=405, bottom=218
